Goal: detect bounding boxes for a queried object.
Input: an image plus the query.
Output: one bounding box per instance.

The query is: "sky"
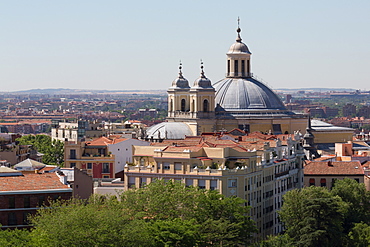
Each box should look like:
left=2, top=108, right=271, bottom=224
left=0, top=0, right=369, bottom=92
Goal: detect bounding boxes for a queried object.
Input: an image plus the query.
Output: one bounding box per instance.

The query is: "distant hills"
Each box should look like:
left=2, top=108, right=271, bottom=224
left=0, top=88, right=167, bottom=95
left=0, top=88, right=358, bottom=95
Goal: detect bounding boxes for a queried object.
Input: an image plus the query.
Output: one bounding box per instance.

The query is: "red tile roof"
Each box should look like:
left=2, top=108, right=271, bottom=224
left=0, top=172, right=71, bottom=192
left=304, top=161, right=364, bottom=175
left=85, top=136, right=127, bottom=146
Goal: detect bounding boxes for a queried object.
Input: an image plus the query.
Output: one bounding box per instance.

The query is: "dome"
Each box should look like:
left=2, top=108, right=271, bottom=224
left=192, top=67, right=213, bottom=89
left=227, top=27, right=251, bottom=55
left=228, top=41, right=251, bottom=54
left=170, top=64, right=190, bottom=89
left=213, top=77, right=287, bottom=113
left=171, top=76, right=190, bottom=89
left=146, top=122, right=193, bottom=140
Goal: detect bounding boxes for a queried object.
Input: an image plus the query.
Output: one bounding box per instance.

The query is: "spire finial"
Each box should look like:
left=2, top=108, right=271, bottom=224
left=178, top=60, right=183, bottom=78
left=200, top=59, right=205, bottom=77
left=236, top=17, right=242, bottom=42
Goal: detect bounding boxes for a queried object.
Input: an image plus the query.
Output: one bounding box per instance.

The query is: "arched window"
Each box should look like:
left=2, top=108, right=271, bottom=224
left=203, top=99, right=209, bottom=112
left=181, top=99, right=186, bottom=112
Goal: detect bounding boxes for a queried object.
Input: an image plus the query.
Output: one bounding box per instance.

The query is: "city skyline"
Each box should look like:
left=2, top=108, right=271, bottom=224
left=1, top=0, right=369, bottom=92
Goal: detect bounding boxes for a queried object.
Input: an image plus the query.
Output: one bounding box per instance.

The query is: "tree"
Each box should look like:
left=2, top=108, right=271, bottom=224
left=16, top=134, right=64, bottom=166
left=331, top=178, right=370, bottom=234
left=279, top=186, right=348, bottom=247
left=120, top=180, right=257, bottom=246
left=29, top=180, right=256, bottom=246
left=257, top=234, right=294, bottom=247
left=348, top=222, right=370, bottom=247
left=0, top=228, right=31, bottom=247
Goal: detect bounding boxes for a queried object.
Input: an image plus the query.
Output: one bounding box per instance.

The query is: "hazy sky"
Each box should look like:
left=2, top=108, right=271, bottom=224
left=1, top=0, right=369, bottom=92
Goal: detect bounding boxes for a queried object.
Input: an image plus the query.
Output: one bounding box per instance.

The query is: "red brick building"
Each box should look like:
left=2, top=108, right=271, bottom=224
left=0, top=167, right=72, bottom=229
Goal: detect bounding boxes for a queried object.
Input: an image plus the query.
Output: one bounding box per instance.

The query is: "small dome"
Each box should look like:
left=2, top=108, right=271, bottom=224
left=171, top=76, right=190, bottom=89
left=193, top=76, right=213, bottom=88
left=170, top=63, right=190, bottom=89
left=227, top=27, right=251, bottom=55
left=146, top=122, right=193, bottom=140
left=192, top=62, right=214, bottom=89
left=228, top=42, right=251, bottom=54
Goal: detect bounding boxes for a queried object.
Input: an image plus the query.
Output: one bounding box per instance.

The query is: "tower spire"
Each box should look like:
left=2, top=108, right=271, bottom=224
left=200, top=59, right=205, bottom=78
left=236, top=17, right=242, bottom=42
left=178, top=60, right=184, bottom=78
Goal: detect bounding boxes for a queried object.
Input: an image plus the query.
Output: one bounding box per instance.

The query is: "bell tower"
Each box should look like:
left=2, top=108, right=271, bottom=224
left=226, top=18, right=252, bottom=78
left=167, top=62, right=191, bottom=118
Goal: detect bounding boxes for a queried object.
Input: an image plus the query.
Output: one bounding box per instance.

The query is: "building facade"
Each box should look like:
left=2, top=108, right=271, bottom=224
left=124, top=131, right=304, bottom=239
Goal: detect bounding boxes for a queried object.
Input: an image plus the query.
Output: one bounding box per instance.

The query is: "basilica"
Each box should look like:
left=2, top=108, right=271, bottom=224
left=146, top=25, right=308, bottom=140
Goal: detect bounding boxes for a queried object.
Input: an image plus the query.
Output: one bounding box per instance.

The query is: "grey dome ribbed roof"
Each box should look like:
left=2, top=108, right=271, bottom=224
left=192, top=71, right=213, bottom=89
left=171, top=76, right=190, bottom=89
left=146, top=122, right=193, bottom=140
left=213, top=77, right=286, bottom=111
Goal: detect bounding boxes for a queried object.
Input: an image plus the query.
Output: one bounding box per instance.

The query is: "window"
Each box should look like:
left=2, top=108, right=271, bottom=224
left=174, top=162, right=182, bottom=170
left=87, top=163, right=92, bottom=169
left=128, top=177, right=136, bottom=188
left=102, top=163, right=110, bottom=173
left=210, top=180, right=218, bottom=190
left=140, top=177, right=147, bottom=188
left=70, top=163, right=76, bottom=168
left=272, top=124, right=282, bottom=135
left=181, top=99, right=186, bottom=112
left=198, top=179, right=206, bottom=189
left=70, top=149, right=76, bottom=159
left=103, top=175, right=110, bottom=178
left=320, top=178, right=326, bottom=187
left=23, top=212, right=29, bottom=225
left=355, top=178, right=360, bottom=183
left=203, top=99, right=209, bottom=112
left=38, top=195, right=45, bottom=207
left=241, top=60, right=245, bottom=74
left=234, top=60, right=238, bottom=75
left=9, top=196, right=15, bottom=209
left=228, top=179, right=237, bottom=188
left=24, top=196, right=30, bottom=208
left=186, top=179, right=193, bottom=187
left=163, top=162, right=170, bottom=170
left=8, top=212, right=17, bottom=226
left=170, top=99, right=173, bottom=112
left=227, top=60, right=230, bottom=74
left=309, top=178, right=315, bottom=186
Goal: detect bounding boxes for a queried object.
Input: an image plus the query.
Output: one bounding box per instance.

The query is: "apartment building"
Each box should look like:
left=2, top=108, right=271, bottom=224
left=123, top=131, right=305, bottom=239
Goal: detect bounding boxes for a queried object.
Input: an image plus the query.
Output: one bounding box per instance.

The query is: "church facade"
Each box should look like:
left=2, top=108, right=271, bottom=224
left=147, top=25, right=308, bottom=140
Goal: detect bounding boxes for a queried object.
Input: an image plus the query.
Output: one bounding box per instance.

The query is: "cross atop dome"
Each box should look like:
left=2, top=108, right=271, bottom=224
left=236, top=17, right=242, bottom=42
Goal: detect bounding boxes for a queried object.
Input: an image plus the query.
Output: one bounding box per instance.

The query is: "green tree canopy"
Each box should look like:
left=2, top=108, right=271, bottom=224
left=331, top=178, right=370, bottom=233
left=27, top=180, right=256, bottom=247
left=16, top=134, right=64, bottom=166
left=279, top=186, right=348, bottom=247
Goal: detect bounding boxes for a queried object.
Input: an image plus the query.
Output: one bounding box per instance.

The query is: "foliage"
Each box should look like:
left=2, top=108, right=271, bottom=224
left=0, top=228, right=31, bottom=247
left=348, top=222, right=370, bottom=247
left=23, top=180, right=256, bottom=246
left=256, top=234, right=294, bottom=247
left=331, top=178, right=370, bottom=233
left=16, top=134, right=64, bottom=166
left=120, top=179, right=257, bottom=246
left=279, top=186, right=348, bottom=247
